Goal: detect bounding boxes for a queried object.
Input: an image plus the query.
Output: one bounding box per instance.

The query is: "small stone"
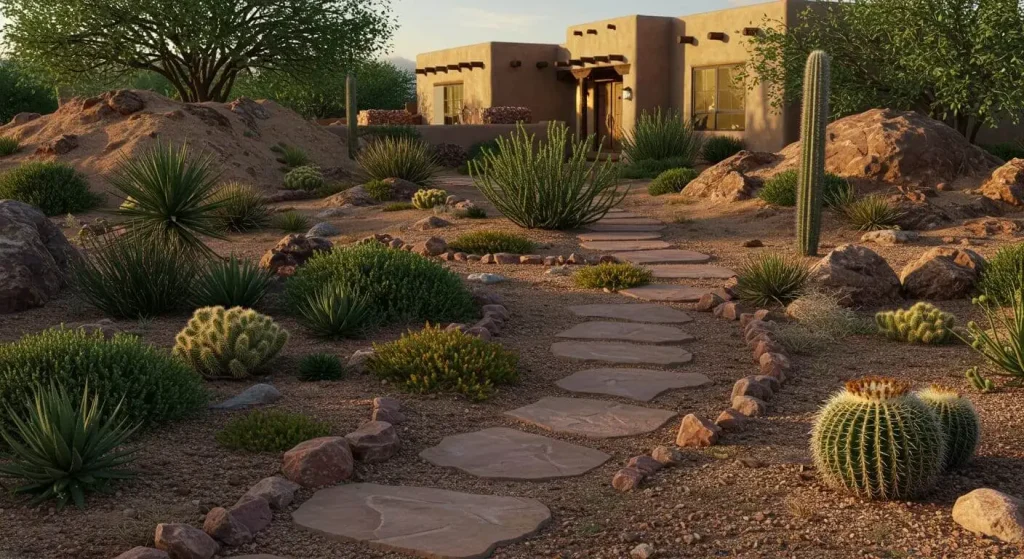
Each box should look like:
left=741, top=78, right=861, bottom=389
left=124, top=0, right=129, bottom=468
left=752, top=339, right=783, bottom=361
left=753, top=375, right=781, bottom=393
left=545, top=265, right=572, bottom=276
left=520, top=254, right=544, bottom=265
left=695, top=292, right=724, bottom=312
left=345, top=421, right=400, bottom=463
left=567, top=253, right=582, bottom=264
left=675, top=414, right=722, bottom=448
left=743, top=239, right=764, bottom=248
left=481, top=304, right=509, bottom=320
left=210, top=384, right=281, bottom=411
left=372, top=397, right=406, bottom=424
left=203, top=507, right=252, bottom=546
left=715, top=409, right=747, bottom=432
left=306, top=222, right=340, bottom=238
left=732, top=395, right=768, bottom=417
left=494, top=252, right=519, bottom=264
left=759, top=352, right=791, bottom=377
left=347, top=349, right=374, bottom=374
left=738, top=313, right=755, bottom=328
left=630, top=543, right=657, bottom=558
left=628, top=455, right=663, bottom=476
left=651, top=445, right=684, bottom=466
left=388, top=238, right=404, bottom=249
left=467, top=272, right=506, bottom=284
left=480, top=253, right=495, bottom=264
left=952, top=488, right=1024, bottom=543
left=467, top=254, right=482, bottom=261
left=731, top=376, right=773, bottom=401
left=860, top=229, right=919, bottom=246
left=154, top=524, right=219, bottom=559
left=113, top=548, right=169, bottom=559
left=475, top=316, right=502, bottom=335
left=466, top=326, right=492, bottom=340
left=240, top=476, right=299, bottom=510
left=282, top=437, right=354, bottom=487
left=543, top=256, right=558, bottom=266
left=612, top=467, right=645, bottom=492
left=418, top=236, right=447, bottom=257
left=713, top=302, right=743, bottom=320
left=413, top=216, right=450, bottom=230
left=228, top=495, right=272, bottom=535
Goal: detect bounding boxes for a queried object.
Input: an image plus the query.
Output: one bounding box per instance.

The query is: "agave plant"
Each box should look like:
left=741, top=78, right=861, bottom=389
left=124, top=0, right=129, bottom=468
left=0, top=384, right=137, bottom=509
left=213, top=182, right=271, bottom=232
left=842, top=195, right=905, bottom=231
left=297, top=282, right=373, bottom=338
left=621, top=108, right=703, bottom=165
left=193, top=256, right=273, bottom=309
left=273, top=211, right=309, bottom=233
left=735, top=253, right=809, bottom=307
left=357, top=136, right=439, bottom=185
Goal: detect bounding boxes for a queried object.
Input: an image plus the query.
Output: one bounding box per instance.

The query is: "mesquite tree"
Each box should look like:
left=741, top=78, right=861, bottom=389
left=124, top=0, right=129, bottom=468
left=0, top=0, right=396, bottom=103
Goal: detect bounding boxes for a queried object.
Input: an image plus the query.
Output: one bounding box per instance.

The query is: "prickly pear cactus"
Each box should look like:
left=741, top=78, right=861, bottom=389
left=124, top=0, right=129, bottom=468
left=412, top=188, right=448, bottom=210
left=916, top=385, right=981, bottom=471
left=173, top=306, right=290, bottom=379
left=875, top=302, right=955, bottom=344
left=965, top=367, right=997, bottom=393
left=283, top=165, right=324, bottom=191
left=811, top=377, right=945, bottom=500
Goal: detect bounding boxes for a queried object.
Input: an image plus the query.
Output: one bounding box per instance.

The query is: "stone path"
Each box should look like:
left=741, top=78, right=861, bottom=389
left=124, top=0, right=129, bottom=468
left=550, top=340, right=693, bottom=366
left=579, top=240, right=671, bottom=251
left=556, top=368, right=711, bottom=402
left=585, top=222, right=666, bottom=232
left=568, top=303, right=693, bottom=323
left=649, top=264, right=737, bottom=279
left=555, top=321, right=694, bottom=344
left=614, top=249, right=711, bottom=265
left=505, top=397, right=678, bottom=438
left=619, top=285, right=714, bottom=303
left=577, top=232, right=663, bottom=242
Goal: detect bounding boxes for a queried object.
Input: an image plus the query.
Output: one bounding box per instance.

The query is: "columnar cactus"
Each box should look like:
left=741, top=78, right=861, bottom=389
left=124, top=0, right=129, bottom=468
left=283, top=165, right=324, bottom=191
left=965, top=367, right=997, bottom=393
left=811, top=377, right=945, bottom=500
left=412, top=188, right=448, bottom=210
left=916, top=385, right=981, bottom=471
left=875, top=302, right=956, bottom=344
left=173, top=306, right=290, bottom=379
left=796, top=50, right=831, bottom=257
left=346, top=74, right=358, bottom=160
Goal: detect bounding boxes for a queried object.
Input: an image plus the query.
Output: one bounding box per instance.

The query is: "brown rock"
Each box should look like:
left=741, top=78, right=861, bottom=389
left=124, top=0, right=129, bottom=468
left=759, top=352, right=791, bottom=376
left=752, top=339, right=783, bottom=361
left=203, top=507, right=252, bottom=546
left=474, top=316, right=501, bottom=335
left=494, top=252, right=519, bottom=264
left=952, top=488, right=1024, bottom=543
left=753, top=375, right=782, bottom=393
left=713, top=302, right=743, bottom=320
left=732, top=395, right=768, bottom=417
left=259, top=234, right=333, bottom=276
left=36, top=134, right=79, bottom=155
left=344, top=421, right=400, bottom=463
left=282, top=437, right=354, bottom=487
left=418, top=237, right=448, bottom=257
left=716, top=409, right=748, bottom=432
left=964, top=217, right=1021, bottom=237
left=743, top=239, right=764, bottom=248
left=0, top=201, right=79, bottom=314
left=695, top=292, right=725, bottom=312
left=675, top=414, right=722, bottom=448
left=612, top=467, right=645, bottom=492
left=809, top=244, right=901, bottom=307
left=413, top=216, right=450, bottom=230
left=240, top=476, right=299, bottom=510
left=466, top=326, right=492, bottom=340
left=229, top=495, right=272, bottom=534
left=154, top=523, right=219, bottom=559
left=372, top=397, right=406, bottom=424
left=651, top=445, right=685, bottom=466
left=980, top=158, right=1024, bottom=206
left=520, top=254, right=544, bottom=265
left=481, top=304, right=509, bottom=320
left=106, top=90, right=145, bottom=115
left=732, top=377, right=773, bottom=401
left=683, top=151, right=780, bottom=201
left=382, top=177, right=420, bottom=200
left=9, top=112, right=41, bottom=125
left=113, top=548, right=169, bottom=559
left=900, top=247, right=986, bottom=300
left=481, top=254, right=495, bottom=264
left=627, top=455, right=664, bottom=476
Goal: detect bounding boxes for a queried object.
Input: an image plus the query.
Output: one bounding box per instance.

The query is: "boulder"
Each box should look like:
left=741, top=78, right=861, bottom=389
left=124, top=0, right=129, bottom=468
left=732, top=395, right=768, bottom=417
left=203, top=507, right=252, bottom=546
left=809, top=245, right=901, bottom=308
left=240, top=476, right=300, bottom=510
left=347, top=349, right=374, bottom=374
left=860, top=230, right=919, bottom=246
left=258, top=234, right=332, bottom=276
left=322, top=185, right=374, bottom=207
left=36, top=134, right=79, bottom=155
left=900, top=247, right=986, bottom=300
left=210, top=384, right=281, bottom=411
left=0, top=200, right=79, bottom=313
left=306, top=222, right=340, bottom=237
left=675, top=414, right=722, bottom=448
left=281, top=437, right=354, bottom=487
left=891, top=197, right=952, bottom=231
left=964, top=217, right=1021, bottom=237
left=371, top=397, right=406, bottom=424
left=114, top=548, right=169, bottom=559
left=344, top=421, right=400, bottom=463
left=715, top=409, right=748, bottom=432
left=154, top=523, right=219, bottom=559
left=683, top=151, right=780, bottom=201
left=412, top=216, right=450, bottom=231
left=228, top=496, right=272, bottom=534
left=732, top=376, right=773, bottom=401
left=417, top=236, right=447, bottom=257
left=980, top=158, right=1024, bottom=207
left=952, top=488, right=1024, bottom=543
left=106, top=90, right=146, bottom=115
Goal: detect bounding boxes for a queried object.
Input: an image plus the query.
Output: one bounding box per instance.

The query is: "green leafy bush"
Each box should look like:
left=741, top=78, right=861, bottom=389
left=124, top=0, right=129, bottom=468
left=173, top=306, right=289, bottom=380
left=412, top=188, right=448, bottom=209
left=272, top=211, right=309, bottom=233
left=471, top=121, right=624, bottom=229
left=622, top=109, right=703, bottom=165
left=758, top=170, right=852, bottom=209
left=364, top=179, right=394, bottom=202
left=357, top=136, right=438, bottom=185
left=962, top=292, right=1024, bottom=382
left=276, top=145, right=310, bottom=168
left=978, top=243, right=1024, bottom=305
left=0, top=328, right=207, bottom=432
left=701, top=136, right=745, bottom=164
left=382, top=201, right=415, bottom=212
left=616, top=157, right=694, bottom=180
left=298, top=353, right=345, bottom=381
left=648, top=168, right=699, bottom=196
left=875, top=302, right=955, bottom=344
left=460, top=206, right=487, bottom=219
left=841, top=194, right=905, bottom=231
left=213, top=182, right=271, bottom=232
left=283, top=165, right=324, bottom=191
left=286, top=242, right=477, bottom=327
left=216, top=410, right=331, bottom=453
left=0, top=384, right=136, bottom=509
left=193, top=256, right=273, bottom=309
left=296, top=282, right=373, bottom=338
left=0, top=162, right=99, bottom=216
left=367, top=326, right=518, bottom=400
left=574, top=262, right=653, bottom=291
left=735, top=253, right=809, bottom=307
left=0, top=136, right=20, bottom=157
left=447, top=231, right=536, bottom=255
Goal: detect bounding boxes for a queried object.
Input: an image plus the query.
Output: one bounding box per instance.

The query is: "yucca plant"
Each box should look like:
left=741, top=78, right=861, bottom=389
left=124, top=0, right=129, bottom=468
left=0, top=136, right=21, bottom=156
left=621, top=108, right=703, bottom=165
left=273, top=211, right=309, bottom=233
left=278, top=145, right=310, bottom=168
left=470, top=121, right=625, bottom=229
left=960, top=292, right=1024, bottom=383
left=842, top=195, right=905, bottom=231
left=298, top=353, right=345, bottom=381
left=297, top=282, right=374, bottom=338
left=357, top=136, right=438, bottom=185
left=111, top=142, right=226, bottom=255
left=212, top=182, right=271, bottom=232
left=192, top=256, right=273, bottom=309
left=0, top=384, right=137, bottom=510
left=735, top=253, right=809, bottom=307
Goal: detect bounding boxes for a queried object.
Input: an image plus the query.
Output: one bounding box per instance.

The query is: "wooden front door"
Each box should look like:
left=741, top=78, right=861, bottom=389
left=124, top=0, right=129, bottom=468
left=595, top=81, right=623, bottom=152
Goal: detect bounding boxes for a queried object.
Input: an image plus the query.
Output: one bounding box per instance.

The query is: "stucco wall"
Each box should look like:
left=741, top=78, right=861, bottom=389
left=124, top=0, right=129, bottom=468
left=489, top=43, right=576, bottom=124
left=416, top=44, right=494, bottom=125
left=565, top=15, right=640, bottom=141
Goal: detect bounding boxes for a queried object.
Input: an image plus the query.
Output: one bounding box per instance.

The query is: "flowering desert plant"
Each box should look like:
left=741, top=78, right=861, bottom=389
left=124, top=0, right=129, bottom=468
left=482, top=106, right=531, bottom=124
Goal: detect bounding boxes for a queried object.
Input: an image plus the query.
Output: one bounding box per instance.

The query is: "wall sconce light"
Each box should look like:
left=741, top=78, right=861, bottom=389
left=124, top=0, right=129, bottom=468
left=622, top=87, right=633, bottom=101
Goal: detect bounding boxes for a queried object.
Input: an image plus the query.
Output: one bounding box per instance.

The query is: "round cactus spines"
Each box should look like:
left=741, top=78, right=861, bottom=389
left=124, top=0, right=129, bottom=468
left=173, top=306, right=290, bottom=379
left=283, top=165, right=324, bottom=191
left=811, top=376, right=945, bottom=500
left=412, top=188, right=448, bottom=210
left=916, top=385, right=981, bottom=471
left=875, top=302, right=955, bottom=344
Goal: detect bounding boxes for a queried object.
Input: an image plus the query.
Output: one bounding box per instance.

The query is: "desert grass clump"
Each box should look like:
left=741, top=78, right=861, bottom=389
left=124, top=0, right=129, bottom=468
left=367, top=325, right=518, bottom=401
left=298, top=353, right=345, bottom=381
left=192, top=256, right=273, bottom=309
left=272, top=211, right=309, bottom=233
left=758, top=170, right=851, bottom=210
left=574, top=262, right=653, bottom=292
left=275, top=144, right=310, bottom=168
left=841, top=195, right=905, bottom=231
left=916, top=385, right=981, bottom=471
left=735, top=253, right=809, bottom=307
left=216, top=410, right=330, bottom=453
left=621, top=108, right=702, bottom=165
left=412, top=188, right=448, bottom=210
left=0, top=136, right=21, bottom=156
left=876, top=302, right=955, bottom=344
left=296, top=282, right=373, bottom=338
left=961, top=292, right=1024, bottom=382
left=358, top=136, right=438, bottom=185
left=647, top=168, right=699, bottom=196
left=382, top=202, right=415, bottom=212
left=977, top=243, right=1024, bottom=305
left=785, top=291, right=873, bottom=338
left=811, top=377, right=945, bottom=500
left=212, top=182, right=271, bottom=232
left=0, top=161, right=99, bottom=216
left=282, top=165, right=324, bottom=191
left=447, top=231, right=536, bottom=255
left=701, top=136, right=746, bottom=164
left=0, top=384, right=136, bottom=509
left=460, top=206, right=487, bottom=219
left=364, top=179, right=394, bottom=202
left=173, top=306, right=289, bottom=380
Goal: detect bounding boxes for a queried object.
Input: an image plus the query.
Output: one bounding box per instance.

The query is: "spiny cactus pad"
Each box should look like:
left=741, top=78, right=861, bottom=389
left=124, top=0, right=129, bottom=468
left=916, top=385, right=981, bottom=471
left=875, top=302, right=955, bottom=344
left=412, top=188, right=448, bottom=210
left=811, top=376, right=945, bottom=500
left=283, top=165, right=324, bottom=191
left=173, top=306, right=289, bottom=379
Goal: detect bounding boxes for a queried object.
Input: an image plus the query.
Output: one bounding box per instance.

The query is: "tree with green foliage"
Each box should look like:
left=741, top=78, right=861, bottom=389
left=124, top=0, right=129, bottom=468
left=0, top=0, right=396, bottom=103
left=0, top=59, right=57, bottom=123
left=741, top=0, right=1024, bottom=142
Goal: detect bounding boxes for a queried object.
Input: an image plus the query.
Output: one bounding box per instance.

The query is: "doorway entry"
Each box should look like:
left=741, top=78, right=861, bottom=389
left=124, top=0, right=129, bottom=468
left=572, top=64, right=629, bottom=154
left=594, top=80, right=623, bottom=152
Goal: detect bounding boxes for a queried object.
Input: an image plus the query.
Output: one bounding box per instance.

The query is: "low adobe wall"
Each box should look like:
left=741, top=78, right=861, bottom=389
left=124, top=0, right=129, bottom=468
left=320, top=121, right=561, bottom=150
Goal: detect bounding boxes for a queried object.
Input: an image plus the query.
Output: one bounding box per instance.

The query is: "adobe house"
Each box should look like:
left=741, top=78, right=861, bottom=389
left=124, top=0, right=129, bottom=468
left=415, top=0, right=811, bottom=153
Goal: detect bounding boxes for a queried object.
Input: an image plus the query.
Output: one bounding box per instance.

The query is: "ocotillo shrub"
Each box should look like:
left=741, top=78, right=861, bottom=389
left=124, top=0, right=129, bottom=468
left=916, top=385, right=981, bottom=471
left=796, top=50, right=831, bottom=256
left=173, top=306, right=290, bottom=380
left=875, top=302, right=955, bottom=344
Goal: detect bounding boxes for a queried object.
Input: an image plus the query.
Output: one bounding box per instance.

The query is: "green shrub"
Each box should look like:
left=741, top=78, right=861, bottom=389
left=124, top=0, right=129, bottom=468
left=193, top=256, right=273, bottom=309
left=364, top=179, right=394, bottom=202
left=648, top=168, right=699, bottom=196
left=875, top=302, right=955, bottom=344
left=111, top=143, right=225, bottom=254
left=0, top=162, right=99, bottom=216
left=962, top=292, right=1024, bottom=382
left=471, top=121, right=624, bottom=229
left=978, top=243, right=1024, bottom=305
left=735, top=253, right=809, bottom=307
left=360, top=125, right=421, bottom=142
left=622, top=109, right=702, bottom=165
left=286, top=242, right=477, bottom=327
left=617, top=157, right=694, bottom=180
left=276, top=145, right=310, bottom=168
left=213, top=182, right=271, bottom=232
left=216, top=410, right=331, bottom=453
left=0, top=136, right=20, bottom=157
left=296, top=282, right=373, bottom=338
left=758, top=170, right=852, bottom=209
left=916, top=385, right=981, bottom=471
left=357, top=136, right=438, bottom=185
left=272, top=211, right=309, bottom=232
left=367, top=325, right=518, bottom=401
left=0, top=384, right=136, bottom=509
left=73, top=235, right=199, bottom=318
left=0, top=328, right=207, bottom=433
left=983, top=141, right=1024, bottom=162
left=447, top=231, right=536, bottom=255
left=382, top=202, right=415, bottom=212
left=701, top=136, right=745, bottom=164
left=412, top=188, right=448, bottom=209
left=574, top=262, right=653, bottom=291
left=841, top=194, right=905, bottom=231
left=283, top=165, right=324, bottom=191
left=461, top=206, right=487, bottom=219
left=298, top=353, right=345, bottom=381
left=173, top=306, right=289, bottom=380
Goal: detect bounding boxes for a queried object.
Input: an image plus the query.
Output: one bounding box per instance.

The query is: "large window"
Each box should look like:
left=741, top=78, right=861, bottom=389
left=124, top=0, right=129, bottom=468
left=442, top=83, right=464, bottom=125
left=692, top=65, right=745, bottom=131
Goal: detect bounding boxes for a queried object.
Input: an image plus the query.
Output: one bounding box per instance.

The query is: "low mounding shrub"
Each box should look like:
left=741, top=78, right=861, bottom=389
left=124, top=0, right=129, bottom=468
left=412, top=188, right=448, bottom=209
left=875, top=302, right=955, bottom=344
left=841, top=194, right=905, bottom=231
left=272, top=211, right=309, bottom=233
left=622, top=108, right=702, bottom=166
left=382, top=202, right=415, bottom=212
left=0, top=136, right=20, bottom=157
left=296, top=282, right=373, bottom=338
left=213, top=182, right=271, bottom=232
left=364, top=179, right=394, bottom=202
left=471, top=121, right=624, bottom=229
left=358, top=137, right=438, bottom=185
left=298, top=353, right=345, bottom=381
left=192, top=256, right=273, bottom=309
left=173, top=306, right=289, bottom=380
left=460, top=206, right=487, bottom=219
left=758, top=170, right=852, bottom=209
left=978, top=243, right=1024, bottom=305
left=574, top=262, right=653, bottom=291
left=735, top=253, right=809, bottom=307
left=430, top=143, right=468, bottom=168
left=962, top=292, right=1024, bottom=382
left=447, top=231, right=536, bottom=255
left=0, top=384, right=136, bottom=509
left=283, top=165, right=324, bottom=191
left=0, top=162, right=99, bottom=216
left=0, top=328, right=207, bottom=432
left=617, top=157, right=695, bottom=180
left=701, top=136, right=745, bottom=164
left=216, top=410, right=330, bottom=453
left=648, top=168, right=699, bottom=196
left=482, top=106, right=531, bottom=124
left=367, top=326, right=518, bottom=400
left=286, top=242, right=477, bottom=327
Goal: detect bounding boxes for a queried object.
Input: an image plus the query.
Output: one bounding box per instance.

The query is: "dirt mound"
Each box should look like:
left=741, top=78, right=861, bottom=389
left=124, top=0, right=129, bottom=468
left=0, top=90, right=357, bottom=199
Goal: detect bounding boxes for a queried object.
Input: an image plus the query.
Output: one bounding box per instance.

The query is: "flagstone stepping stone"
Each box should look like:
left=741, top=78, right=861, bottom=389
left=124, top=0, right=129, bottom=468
left=580, top=240, right=671, bottom=251
left=550, top=340, right=693, bottom=366
left=568, top=303, right=693, bottom=324
left=419, top=427, right=609, bottom=480
left=555, top=321, right=694, bottom=344
left=555, top=368, right=713, bottom=402
left=577, top=232, right=663, bottom=242
left=599, top=211, right=643, bottom=219
left=614, top=249, right=711, bottom=265
left=505, top=397, right=677, bottom=438
left=649, top=264, right=737, bottom=279
left=619, top=285, right=713, bottom=303
left=292, top=483, right=550, bottom=559
left=593, top=217, right=663, bottom=226
left=585, top=223, right=666, bottom=232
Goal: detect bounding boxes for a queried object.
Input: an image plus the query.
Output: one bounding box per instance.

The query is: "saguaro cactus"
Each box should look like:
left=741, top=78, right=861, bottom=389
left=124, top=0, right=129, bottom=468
left=796, top=50, right=831, bottom=256
left=347, top=73, right=358, bottom=159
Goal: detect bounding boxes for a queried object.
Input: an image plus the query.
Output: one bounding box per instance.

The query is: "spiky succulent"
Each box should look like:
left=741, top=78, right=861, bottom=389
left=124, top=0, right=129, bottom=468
left=283, top=165, right=324, bottom=191
left=965, top=367, right=997, bottom=393
left=298, top=353, right=345, bottom=381
left=876, top=302, right=955, bottom=344
left=811, top=377, right=945, bottom=500
left=916, top=385, right=981, bottom=471
left=412, top=188, right=448, bottom=210
left=172, top=306, right=289, bottom=379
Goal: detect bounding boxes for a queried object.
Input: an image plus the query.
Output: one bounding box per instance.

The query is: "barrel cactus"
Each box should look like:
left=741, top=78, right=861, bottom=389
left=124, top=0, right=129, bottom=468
left=173, top=306, right=289, bottom=379
left=811, top=377, right=945, bottom=500
left=875, top=302, right=955, bottom=344
left=283, top=165, right=324, bottom=191
left=796, top=50, right=830, bottom=257
left=412, top=188, right=448, bottom=210
left=916, top=385, right=981, bottom=471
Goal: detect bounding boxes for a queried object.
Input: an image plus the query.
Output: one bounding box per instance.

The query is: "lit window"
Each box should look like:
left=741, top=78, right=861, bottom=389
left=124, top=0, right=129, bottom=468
left=442, top=84, right=464, bottom=125
left=692, top=65, right=745, bottom=131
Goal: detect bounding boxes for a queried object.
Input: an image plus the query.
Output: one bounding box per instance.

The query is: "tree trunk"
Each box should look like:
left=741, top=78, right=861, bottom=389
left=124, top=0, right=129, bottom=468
left=346, top=74, right=358, bottom=159
left=969, top=119, right=983, bottom=144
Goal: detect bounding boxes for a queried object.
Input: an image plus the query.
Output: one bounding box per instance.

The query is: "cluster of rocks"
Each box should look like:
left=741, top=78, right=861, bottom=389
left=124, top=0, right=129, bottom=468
left=258, top=233, right=333, bottom=276
left=611, top=445, right=686, bottom=492
left=359, top=233, right=613, bottom=267
left=443, top=302, right=510, bottom=341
